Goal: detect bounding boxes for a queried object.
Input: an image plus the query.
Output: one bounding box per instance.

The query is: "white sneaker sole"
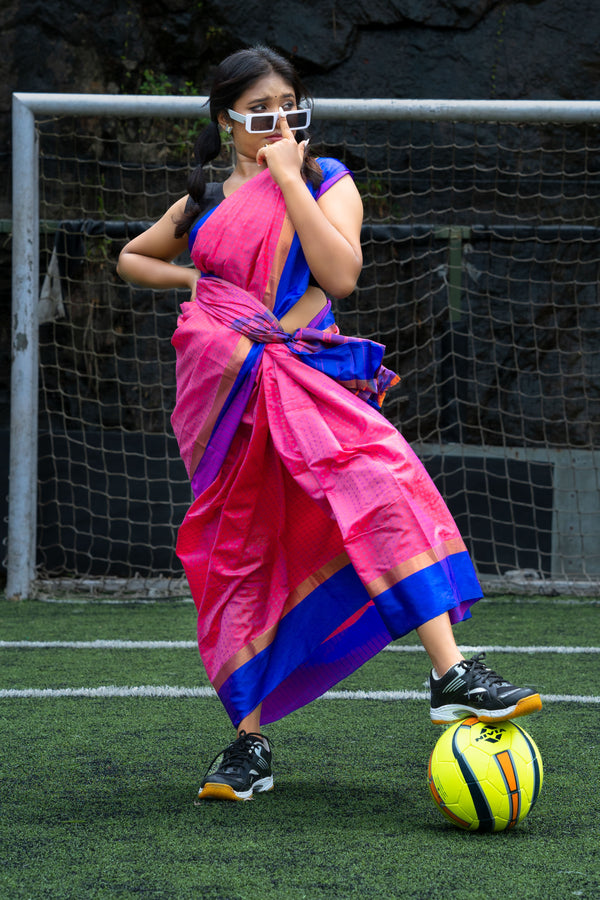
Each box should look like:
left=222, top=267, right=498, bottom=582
left=196, top=774, right=274, bottom=802
left=430, top=693, right=542, bottom=725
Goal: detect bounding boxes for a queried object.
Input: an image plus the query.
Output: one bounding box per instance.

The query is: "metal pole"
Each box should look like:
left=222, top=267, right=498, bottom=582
left=12, top=92, right=600, bottom=123
left=6, top=96, right=39, bottom=600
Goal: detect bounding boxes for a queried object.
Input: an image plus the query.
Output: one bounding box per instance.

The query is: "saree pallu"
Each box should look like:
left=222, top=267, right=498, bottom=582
left=172, top=162, right=482, bottom=727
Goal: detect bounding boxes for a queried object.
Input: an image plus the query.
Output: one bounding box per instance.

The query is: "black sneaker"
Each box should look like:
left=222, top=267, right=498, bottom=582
left=429, top=652, right=542, bottom=724
left=196, top=731, right=274, bottom=802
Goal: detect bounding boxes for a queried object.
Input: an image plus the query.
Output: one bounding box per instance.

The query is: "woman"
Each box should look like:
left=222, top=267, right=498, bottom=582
left=117, top=46, right=542, bottom=802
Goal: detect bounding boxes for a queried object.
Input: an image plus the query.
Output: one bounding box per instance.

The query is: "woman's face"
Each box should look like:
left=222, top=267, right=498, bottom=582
left=221, top=71, right=299, bottom=159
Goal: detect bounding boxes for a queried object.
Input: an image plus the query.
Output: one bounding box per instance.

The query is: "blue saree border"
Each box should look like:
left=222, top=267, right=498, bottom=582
left=217, top=553, right=481, bottom=726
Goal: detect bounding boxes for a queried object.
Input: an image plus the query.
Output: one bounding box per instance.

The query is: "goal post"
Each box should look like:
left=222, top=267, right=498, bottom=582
left=7, top=93, right=600, bottom=600
left=9, top=95, right=39, bottom=602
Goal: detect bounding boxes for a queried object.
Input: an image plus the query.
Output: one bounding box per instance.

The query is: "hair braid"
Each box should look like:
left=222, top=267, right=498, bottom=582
left=174, top=120, right=222, bottom=239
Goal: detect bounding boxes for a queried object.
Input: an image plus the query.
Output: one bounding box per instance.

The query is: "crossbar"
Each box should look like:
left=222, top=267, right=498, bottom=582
left=12, top=93, right=600, bottom=122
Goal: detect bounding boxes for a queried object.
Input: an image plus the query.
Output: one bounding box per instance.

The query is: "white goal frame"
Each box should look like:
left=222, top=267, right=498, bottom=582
left=8, top=93, right=600, bottom=600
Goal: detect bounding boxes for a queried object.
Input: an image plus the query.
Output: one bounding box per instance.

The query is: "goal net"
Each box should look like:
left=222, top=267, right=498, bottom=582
left=13, top=99, right=600, bottom=596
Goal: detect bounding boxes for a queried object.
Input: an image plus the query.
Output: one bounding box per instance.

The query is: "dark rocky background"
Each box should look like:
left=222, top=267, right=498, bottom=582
left=2, top=0, right=600, bottom=581
left=3, top=0, right=600, bottom=417
left=0, top=0, right=600, bottom=414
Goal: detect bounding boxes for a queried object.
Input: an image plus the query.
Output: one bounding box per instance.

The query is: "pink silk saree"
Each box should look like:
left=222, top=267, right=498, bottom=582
left=171, top=160, right=482, bottom=727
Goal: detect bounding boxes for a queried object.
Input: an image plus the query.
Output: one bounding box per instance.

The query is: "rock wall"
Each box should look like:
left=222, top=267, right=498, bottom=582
left=3, top=1, right=600, bottom=142
left=2, top=0, right=600, bottom=430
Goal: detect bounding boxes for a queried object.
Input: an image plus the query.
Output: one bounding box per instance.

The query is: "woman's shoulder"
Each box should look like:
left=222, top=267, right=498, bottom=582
left=316, top=157, right=351, bottom=177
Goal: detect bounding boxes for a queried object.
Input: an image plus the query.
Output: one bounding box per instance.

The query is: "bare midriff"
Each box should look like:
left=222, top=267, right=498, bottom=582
left=278, top=285, right=327, bottom=334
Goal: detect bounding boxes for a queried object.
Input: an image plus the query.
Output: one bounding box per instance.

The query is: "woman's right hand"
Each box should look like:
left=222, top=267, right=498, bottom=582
left=256, top=109, right=307, bottom=186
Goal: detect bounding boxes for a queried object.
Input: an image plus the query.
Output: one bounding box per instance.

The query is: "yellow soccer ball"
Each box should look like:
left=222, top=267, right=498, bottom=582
left=428, top=717, right=543, bottom=832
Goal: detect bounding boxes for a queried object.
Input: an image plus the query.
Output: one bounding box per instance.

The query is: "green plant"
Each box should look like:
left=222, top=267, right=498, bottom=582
left=137, top=70, right=211, bottom=159
left=139, top=69, right=174, bottom=96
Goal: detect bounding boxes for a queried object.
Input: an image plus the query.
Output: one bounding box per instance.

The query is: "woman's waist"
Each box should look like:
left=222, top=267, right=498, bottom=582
left=191, top=276, right=334, bottom=335
left=279, top=286, right=330, bottom=333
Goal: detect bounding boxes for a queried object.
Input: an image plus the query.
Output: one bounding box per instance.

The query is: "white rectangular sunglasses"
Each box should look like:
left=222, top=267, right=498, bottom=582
left=227, top=107, right=311, bottom=134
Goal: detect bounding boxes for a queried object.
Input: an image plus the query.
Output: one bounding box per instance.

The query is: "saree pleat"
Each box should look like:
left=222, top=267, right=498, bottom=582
left=172, top=162, right=482, bottom=726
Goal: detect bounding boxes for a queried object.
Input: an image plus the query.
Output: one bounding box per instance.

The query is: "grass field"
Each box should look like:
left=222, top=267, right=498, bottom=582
left=1, top=594, right=599, bottom=900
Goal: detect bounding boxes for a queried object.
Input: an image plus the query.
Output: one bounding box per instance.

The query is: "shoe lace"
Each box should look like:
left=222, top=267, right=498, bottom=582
left=461, top=652, right=506, bottom=688
left=204, top=730, right=270, bottom=776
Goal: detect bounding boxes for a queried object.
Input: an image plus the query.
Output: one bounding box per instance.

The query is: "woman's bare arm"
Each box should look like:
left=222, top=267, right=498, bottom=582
left=280, top=172, right=363, bottom=298
left=257, top=113, right=363, bottom=299
left=116, top=196, right=198, bottom=293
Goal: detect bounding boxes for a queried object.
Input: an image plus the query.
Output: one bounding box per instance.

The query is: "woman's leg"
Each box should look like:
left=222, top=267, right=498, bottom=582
left=197, top=702, right=272, bottom=801
left=420, top=611, right=543, bottom=724
left=237, top=704, right=263, bottom=737
left=416, top=611, right=464, bottom=676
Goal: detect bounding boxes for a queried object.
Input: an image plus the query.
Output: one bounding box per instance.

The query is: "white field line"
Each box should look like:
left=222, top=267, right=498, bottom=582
left=0, top=640, right=199, bottom=649
left=1, top=640, right=599, bottom=654
left=386, top=644, right=600, bottom=655
left=2, top=642, right=597, bottom=704
left=0, top=684, right=598, bottom=704
left=32, top=595, right=600, bottom=606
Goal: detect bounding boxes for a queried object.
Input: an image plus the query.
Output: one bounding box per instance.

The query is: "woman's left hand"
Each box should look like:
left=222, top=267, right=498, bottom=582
left=256, top=108, right=308, bottom=184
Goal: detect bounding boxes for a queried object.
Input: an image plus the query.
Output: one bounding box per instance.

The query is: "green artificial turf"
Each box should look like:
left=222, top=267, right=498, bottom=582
left=1, top=595, right=598, bottom=899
